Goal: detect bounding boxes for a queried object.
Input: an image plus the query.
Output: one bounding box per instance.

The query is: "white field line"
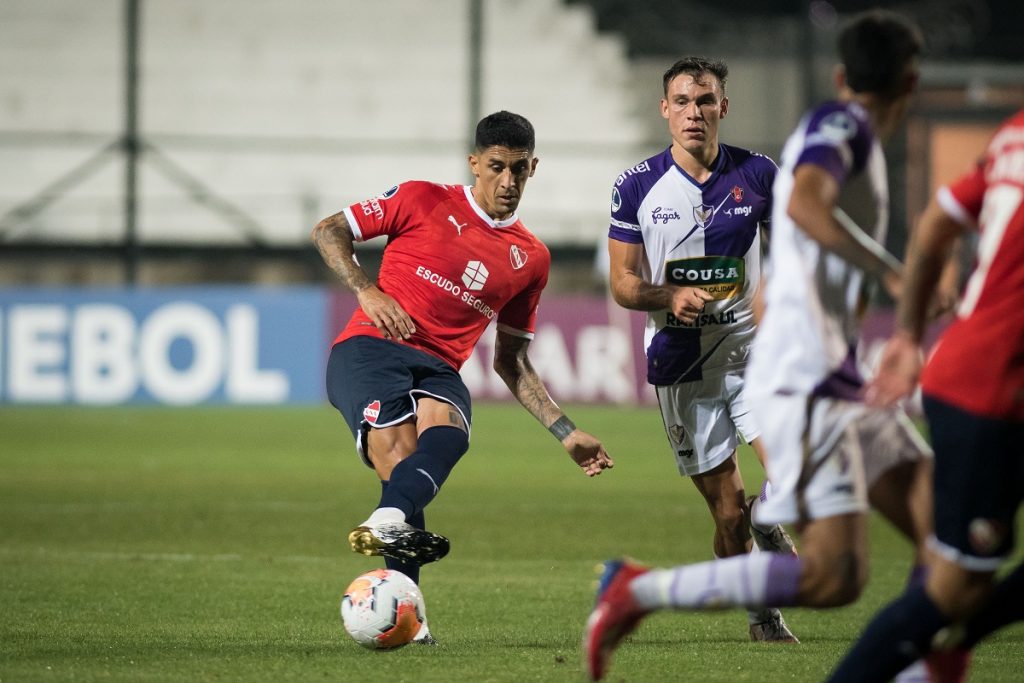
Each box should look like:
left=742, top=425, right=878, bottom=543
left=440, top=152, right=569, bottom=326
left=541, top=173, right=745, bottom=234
left=1, top=501, right=337, bottom=512
left=0, top=546, right=335, bottom=565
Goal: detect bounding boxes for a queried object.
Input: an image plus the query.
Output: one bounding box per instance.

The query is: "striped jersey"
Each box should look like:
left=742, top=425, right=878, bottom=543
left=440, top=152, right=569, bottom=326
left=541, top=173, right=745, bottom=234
left=609, top=144, right=776, bottom=385
left=747, top=100, right=887, bottom=399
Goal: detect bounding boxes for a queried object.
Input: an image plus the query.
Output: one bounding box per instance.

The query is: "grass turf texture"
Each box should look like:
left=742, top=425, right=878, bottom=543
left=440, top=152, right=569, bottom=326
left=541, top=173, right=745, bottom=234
left=1, top=404, right=1021, bottom=682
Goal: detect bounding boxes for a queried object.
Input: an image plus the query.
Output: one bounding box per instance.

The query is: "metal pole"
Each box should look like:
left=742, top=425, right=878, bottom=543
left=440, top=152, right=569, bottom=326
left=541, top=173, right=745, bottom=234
left=801, top=0, right=817, bottom=110
left=467, top=0, right=483, bottom=153
left=124, top=0, right=141, bottom=285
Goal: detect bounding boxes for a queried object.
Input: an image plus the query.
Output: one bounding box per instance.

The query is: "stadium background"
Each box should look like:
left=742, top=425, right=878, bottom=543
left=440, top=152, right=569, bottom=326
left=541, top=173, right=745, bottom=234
left=1, top=2, right=1023, bottom=681
left=3, top=0, right=1021, bottom=407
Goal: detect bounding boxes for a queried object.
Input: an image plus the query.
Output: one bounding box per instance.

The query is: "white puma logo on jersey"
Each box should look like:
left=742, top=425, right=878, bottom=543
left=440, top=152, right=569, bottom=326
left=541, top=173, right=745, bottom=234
left=448, top=215, right=467, bottom=235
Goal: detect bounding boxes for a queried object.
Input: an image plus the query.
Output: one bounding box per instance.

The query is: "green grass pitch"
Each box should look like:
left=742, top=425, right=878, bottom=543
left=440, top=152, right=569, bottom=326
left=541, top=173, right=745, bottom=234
left=1, top=404, right=1021, bottom=682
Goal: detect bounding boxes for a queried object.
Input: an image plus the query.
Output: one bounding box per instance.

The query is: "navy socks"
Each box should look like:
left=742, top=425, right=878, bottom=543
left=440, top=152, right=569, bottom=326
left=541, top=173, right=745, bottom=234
left=378, top=481, right=425, bottom=584
left=379, top=426, right=468, bottom=518
left=375, top=426, right=469, bottom=584
left=962, top=562, right=1024, bottom=648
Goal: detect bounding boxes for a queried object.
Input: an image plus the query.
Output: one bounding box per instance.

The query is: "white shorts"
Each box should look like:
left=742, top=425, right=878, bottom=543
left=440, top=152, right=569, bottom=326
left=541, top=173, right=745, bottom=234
left=656, top=371, right=760, bottom=477
left=750, top=392, right=932, bottom=526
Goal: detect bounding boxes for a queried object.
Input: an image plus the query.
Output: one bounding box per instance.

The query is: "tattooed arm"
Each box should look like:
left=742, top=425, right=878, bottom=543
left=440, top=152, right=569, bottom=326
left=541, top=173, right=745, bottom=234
left=311, top=210, right=415, bottom=340
left=492, top=329, right=613, bottom=476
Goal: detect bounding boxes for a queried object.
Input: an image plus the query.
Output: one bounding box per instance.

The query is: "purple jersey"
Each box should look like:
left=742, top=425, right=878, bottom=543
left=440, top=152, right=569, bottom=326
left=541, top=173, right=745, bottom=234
left=748, top=100, right=887, bottom=400
left=609, top=145, right=777, bottom=384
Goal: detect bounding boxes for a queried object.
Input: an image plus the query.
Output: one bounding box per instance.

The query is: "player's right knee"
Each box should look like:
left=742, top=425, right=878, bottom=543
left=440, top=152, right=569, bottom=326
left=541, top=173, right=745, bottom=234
left=368, top=423, right=418, bottom=461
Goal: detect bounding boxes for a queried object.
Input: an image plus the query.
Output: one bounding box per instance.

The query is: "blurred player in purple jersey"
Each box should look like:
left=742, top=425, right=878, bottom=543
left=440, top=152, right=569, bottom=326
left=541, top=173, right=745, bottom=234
left=828, top=107, right=1024, bottom=683
left=605, top=55, right=797, bottom=642
left=586, top=12, right=930, bottom=681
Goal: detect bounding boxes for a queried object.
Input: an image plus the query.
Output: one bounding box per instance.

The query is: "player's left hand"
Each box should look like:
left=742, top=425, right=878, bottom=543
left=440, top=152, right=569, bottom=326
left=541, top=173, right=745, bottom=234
left=561, top=430, right=614, bottom=477
left=865, top=331, right=923, bottom=407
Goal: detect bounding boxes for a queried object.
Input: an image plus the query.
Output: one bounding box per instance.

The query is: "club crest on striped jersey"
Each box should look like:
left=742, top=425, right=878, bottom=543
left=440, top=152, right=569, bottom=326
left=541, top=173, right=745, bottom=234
left=693, top=204, right=715, bottom=228
left=509, top=244, right=528, bottom=270
left=363, top=400, right=381, bottom=424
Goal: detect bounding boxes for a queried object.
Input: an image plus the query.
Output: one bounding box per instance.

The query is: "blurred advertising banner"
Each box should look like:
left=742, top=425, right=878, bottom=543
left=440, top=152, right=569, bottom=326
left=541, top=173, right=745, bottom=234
left=1, top=287, right=929, bottom=407
left=0, top=287, right=328, bottom=405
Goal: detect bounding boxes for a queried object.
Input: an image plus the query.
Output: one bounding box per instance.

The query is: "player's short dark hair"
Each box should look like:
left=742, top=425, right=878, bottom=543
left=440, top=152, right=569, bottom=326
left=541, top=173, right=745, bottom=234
left=475, top=111, right=535, bottom=153
left=662, top=57, right=729, bottom=97
left=839, top=10, right=923, bottom=98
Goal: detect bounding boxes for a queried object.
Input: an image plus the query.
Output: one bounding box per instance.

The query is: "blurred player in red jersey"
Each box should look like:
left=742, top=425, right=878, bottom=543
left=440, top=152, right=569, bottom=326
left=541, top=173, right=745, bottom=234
left=828, top=109, right=1024, bottom=682
left=312, top=111, right=613, bottom=643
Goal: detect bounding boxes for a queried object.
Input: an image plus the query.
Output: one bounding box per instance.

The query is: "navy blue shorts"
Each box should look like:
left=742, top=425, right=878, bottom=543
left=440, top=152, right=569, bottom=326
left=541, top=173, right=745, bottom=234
left=925, top=395, right=1024, bottom=571
left=327, top=336, right=472, bottom=467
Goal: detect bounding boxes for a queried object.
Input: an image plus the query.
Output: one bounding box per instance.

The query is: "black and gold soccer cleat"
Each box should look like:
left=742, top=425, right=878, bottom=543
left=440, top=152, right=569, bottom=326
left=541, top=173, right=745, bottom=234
left=348, top=522, right=450, bottom=565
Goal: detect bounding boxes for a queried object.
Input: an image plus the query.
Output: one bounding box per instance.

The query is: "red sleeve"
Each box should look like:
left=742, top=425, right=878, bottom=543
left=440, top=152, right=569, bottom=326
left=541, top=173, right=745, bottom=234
left=343, top=182, right=418, bottom=241
left=941, top=161, right=987, bottom=228
left=496, top=242, right=550, bottom=337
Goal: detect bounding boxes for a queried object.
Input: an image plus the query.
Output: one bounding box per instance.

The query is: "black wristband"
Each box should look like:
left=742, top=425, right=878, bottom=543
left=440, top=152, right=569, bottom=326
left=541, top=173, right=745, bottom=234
left=548, top=415, right=577, bottom=441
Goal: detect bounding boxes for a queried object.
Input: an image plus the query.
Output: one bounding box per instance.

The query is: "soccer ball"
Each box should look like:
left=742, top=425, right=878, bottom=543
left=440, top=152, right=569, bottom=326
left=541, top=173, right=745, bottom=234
left=340, top=568, right=425, bottom=649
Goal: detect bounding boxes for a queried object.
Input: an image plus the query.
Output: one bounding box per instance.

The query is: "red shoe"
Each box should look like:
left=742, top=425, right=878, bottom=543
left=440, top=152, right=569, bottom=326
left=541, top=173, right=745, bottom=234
left=583, top=559, right=651, bottom=681
left=926, top=647, right=972, bottom=683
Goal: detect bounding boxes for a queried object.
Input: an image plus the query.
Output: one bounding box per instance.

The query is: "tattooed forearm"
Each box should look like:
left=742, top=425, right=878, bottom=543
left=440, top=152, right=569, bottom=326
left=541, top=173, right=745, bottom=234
left=493, top=331, right=565, bottom=433
left=311, top=212, right=374, bottom=293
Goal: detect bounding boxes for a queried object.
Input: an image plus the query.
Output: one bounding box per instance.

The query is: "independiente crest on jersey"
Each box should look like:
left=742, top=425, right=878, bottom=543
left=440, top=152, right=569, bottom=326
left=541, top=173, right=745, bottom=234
left=509, top=244, right=528, bottom=270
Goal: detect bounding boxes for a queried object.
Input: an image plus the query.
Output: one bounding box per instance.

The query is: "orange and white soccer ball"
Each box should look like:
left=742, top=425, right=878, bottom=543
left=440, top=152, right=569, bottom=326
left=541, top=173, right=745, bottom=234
left=340, top=569, right=425, bottom=649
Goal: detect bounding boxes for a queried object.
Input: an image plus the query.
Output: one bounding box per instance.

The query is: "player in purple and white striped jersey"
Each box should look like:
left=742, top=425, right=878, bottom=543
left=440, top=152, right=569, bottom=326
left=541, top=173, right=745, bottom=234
left=586, top=14, right=932, bottom=681
left=606, top=55, right=797, bottom=643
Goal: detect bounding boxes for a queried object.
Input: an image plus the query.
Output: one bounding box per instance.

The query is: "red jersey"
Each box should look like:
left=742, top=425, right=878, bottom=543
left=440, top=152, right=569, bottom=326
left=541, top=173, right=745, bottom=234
left=921, top=110, right=1024, bottom=420
left=335, top=181, right=551, bottom=370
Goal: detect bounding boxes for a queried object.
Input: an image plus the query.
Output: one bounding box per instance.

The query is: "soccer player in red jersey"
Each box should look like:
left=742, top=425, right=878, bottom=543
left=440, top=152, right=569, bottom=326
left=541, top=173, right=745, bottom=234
left=312, top=111, right=613, bottom=642
left=828, top=109, right=1024, bottom=681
